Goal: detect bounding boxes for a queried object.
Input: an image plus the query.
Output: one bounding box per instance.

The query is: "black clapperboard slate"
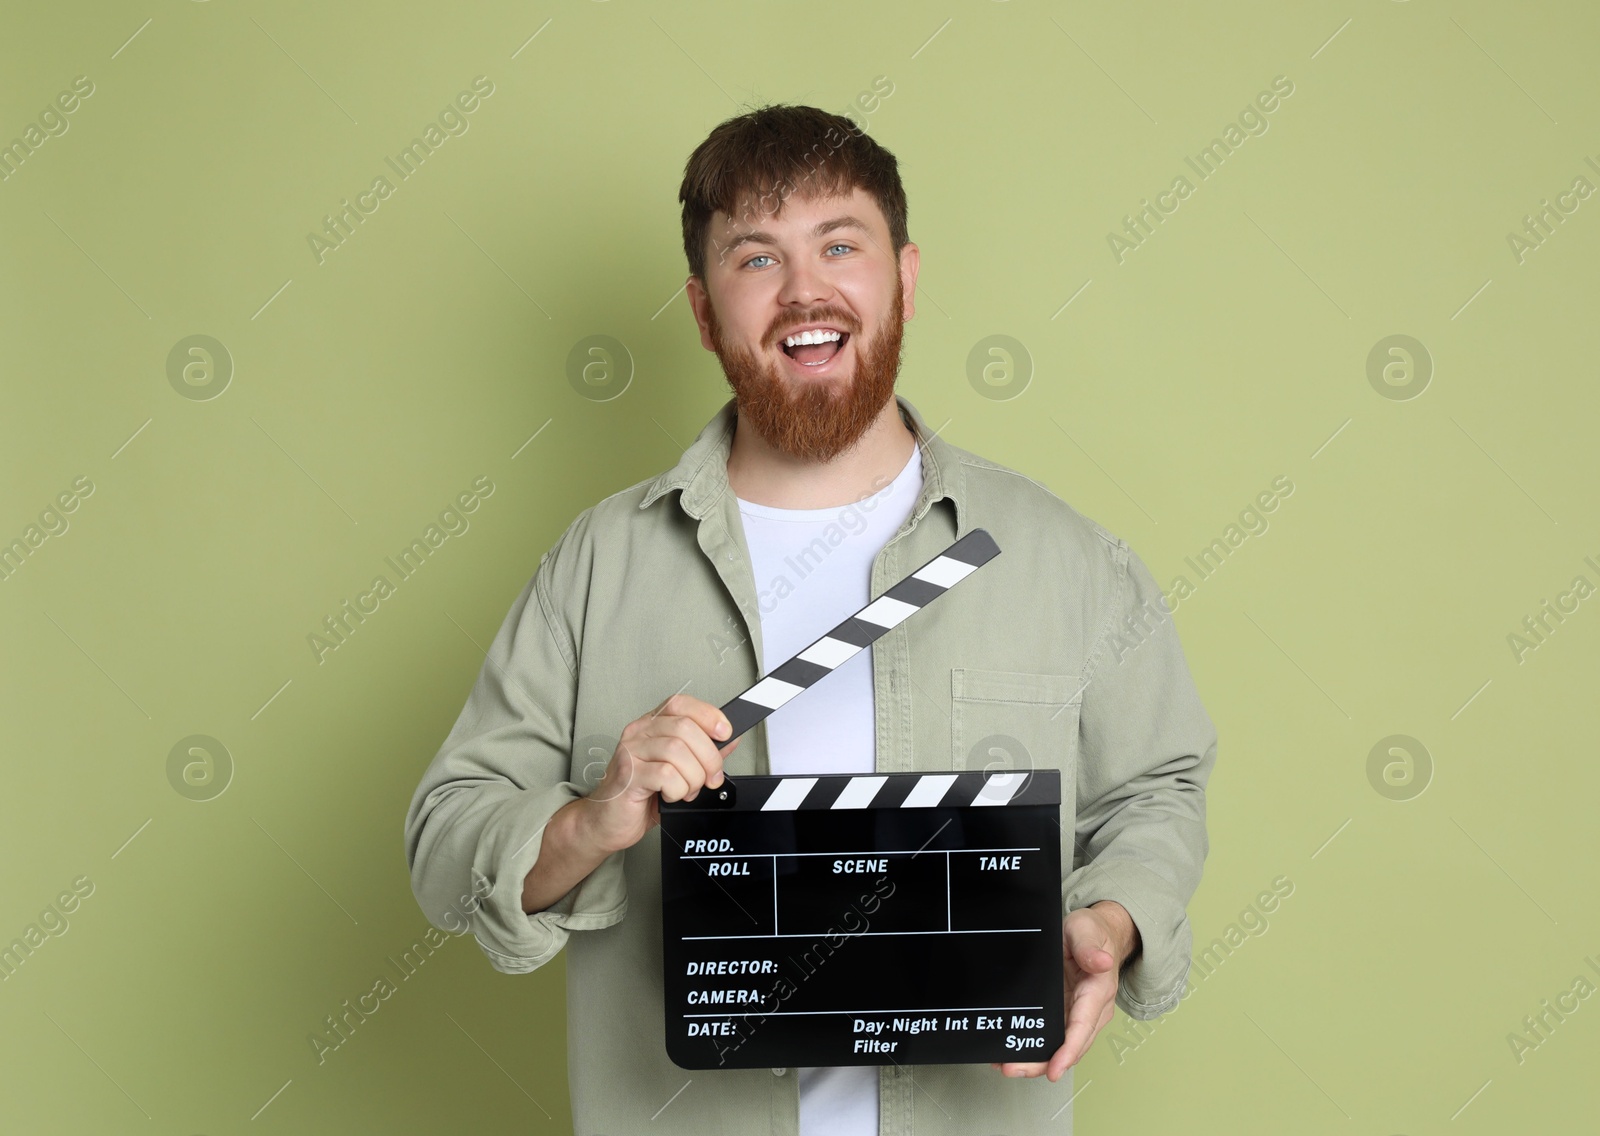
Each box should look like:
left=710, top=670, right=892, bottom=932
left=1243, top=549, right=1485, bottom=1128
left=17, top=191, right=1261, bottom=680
left=660, top=529, right=1066, bottom=1069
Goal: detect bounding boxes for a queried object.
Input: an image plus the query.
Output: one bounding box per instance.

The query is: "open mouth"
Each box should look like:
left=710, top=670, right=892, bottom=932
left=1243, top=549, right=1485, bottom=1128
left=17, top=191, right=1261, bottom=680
left=778, top=328, right=851, bottom=369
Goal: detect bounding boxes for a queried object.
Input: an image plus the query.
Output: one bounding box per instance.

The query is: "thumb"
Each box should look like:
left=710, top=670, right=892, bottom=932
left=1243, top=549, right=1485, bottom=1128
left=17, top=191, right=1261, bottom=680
left=1066, top=913, right=1116, bottom=972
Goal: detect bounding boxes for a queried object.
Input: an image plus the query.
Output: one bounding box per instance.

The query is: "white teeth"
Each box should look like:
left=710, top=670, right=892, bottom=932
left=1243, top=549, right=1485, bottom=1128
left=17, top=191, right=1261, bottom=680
left=783, top=329, right=842, bottom=348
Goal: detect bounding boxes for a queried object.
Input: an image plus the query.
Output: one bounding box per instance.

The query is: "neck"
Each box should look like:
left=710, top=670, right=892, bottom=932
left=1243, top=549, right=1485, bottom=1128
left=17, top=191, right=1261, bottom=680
left=726, top=394, right=917, bottom=509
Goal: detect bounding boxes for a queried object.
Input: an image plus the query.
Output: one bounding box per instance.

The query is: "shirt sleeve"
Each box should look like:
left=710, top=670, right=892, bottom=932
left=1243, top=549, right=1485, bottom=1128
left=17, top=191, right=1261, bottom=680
left=1062, top=540, right=1217, bottom=1019
left=403, top=527, right=628, bottom=975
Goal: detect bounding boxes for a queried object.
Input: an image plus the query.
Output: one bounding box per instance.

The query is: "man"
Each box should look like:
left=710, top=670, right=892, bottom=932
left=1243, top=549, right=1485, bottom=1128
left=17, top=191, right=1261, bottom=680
left=405, top=104, right=1216, bottom=1135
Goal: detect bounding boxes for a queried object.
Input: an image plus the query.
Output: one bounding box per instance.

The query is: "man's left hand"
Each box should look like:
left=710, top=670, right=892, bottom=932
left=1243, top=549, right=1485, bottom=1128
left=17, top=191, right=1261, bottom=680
left=992, top=900, right=1140, bottom=1082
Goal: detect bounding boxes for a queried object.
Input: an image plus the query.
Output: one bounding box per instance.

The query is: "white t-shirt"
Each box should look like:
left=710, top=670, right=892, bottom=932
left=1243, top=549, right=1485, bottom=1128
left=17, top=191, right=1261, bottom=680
left=735, top=441, right=924, bottom=1136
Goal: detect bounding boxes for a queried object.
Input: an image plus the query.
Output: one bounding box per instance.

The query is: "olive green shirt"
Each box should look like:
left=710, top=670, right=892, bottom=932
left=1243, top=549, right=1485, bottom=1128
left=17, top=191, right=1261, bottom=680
left=404, top=393, right=1217, bottom=1135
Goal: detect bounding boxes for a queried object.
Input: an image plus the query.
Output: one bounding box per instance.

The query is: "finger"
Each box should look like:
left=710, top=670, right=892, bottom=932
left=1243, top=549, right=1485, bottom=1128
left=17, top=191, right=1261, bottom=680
left=1041, top=999, right=1111, bottom=1084
left=1065, top=912, right=1116, bottom=973
left=1055, top=1001, right=1114, bottom=1080
left=648, top=720, right=725, bottom=799
left=612, top=735, right=697, bottom=803
left=645, top=733, right=709, bottom=801
left=995, top=1061, right=1048, bottom=1077
left=1063, top=981, right=1111, bottom=1060
left=1054, top=978, right=1115, bottom=1076
left=640, top=749, right=695, bottom=803
left=1043, top=1040, right=1073, bottom=1082
left=654, top=693, right=734, bottom=750
left=1073, top=942, right=1115, bottom=972
left=645, top=711, right=729, bottom=793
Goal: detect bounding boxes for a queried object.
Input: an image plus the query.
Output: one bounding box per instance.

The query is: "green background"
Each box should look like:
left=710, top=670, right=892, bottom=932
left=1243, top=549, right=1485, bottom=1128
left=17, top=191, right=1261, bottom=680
left=3, top=0, right=1597, bottom=1132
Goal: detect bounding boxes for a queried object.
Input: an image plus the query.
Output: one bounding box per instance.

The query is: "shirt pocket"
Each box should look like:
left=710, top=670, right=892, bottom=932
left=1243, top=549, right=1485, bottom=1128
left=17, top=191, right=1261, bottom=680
left=951, top=668, right=1083, bottom=778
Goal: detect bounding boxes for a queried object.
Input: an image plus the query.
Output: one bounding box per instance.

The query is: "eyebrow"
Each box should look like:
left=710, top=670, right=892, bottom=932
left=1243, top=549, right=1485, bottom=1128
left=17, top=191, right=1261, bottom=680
left=717, top=215, right=870, bottom=258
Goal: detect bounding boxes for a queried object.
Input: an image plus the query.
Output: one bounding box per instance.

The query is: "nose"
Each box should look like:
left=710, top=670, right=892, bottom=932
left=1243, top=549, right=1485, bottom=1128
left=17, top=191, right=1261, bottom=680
left=774, top=252, right=835, bottom=313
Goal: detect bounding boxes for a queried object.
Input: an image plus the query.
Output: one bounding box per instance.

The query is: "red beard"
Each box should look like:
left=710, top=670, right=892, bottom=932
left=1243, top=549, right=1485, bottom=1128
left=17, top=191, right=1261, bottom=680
left=707, top=276, right=905, bottom=462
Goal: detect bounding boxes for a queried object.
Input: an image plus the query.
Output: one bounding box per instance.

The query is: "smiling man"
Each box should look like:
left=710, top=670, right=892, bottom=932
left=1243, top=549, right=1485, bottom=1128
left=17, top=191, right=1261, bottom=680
left=406, top=104, right=1217, bottom=1136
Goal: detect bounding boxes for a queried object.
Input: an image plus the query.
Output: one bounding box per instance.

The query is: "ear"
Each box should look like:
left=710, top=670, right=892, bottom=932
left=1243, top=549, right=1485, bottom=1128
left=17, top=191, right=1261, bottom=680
left=685, top=276, right=716, bottom=352
left=898, top=242, right=920, bottom=323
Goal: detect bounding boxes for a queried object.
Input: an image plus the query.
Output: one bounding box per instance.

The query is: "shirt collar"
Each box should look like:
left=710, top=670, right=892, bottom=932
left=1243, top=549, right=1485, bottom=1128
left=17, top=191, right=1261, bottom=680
left=638, top=392, right=966, bottom=534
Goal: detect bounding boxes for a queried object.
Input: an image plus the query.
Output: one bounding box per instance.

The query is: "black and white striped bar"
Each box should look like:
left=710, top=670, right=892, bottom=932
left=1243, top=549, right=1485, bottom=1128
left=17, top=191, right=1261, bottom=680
left=719, top=528, right=1000, bottom=743
left=670, top=769, right=1057, bottom=812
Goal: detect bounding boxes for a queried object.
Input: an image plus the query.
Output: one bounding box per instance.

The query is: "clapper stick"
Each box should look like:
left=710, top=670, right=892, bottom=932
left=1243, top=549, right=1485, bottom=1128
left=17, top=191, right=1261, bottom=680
left=717, top=528, right=1000, bottom=747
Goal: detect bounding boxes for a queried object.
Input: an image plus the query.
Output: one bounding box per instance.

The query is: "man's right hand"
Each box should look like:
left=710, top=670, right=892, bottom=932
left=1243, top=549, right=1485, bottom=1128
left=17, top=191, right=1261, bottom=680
left=582, top=693, right=742, bottom=854
left=521, top=693, right=741, bottom=915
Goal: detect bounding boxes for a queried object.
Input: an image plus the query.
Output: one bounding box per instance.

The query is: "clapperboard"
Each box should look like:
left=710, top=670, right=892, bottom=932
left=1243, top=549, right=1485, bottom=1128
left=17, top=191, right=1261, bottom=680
left=660, top=529, right=1066, bottom=1070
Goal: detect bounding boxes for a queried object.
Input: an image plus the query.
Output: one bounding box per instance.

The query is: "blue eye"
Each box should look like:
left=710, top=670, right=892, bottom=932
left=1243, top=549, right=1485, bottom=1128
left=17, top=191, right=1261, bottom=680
left=826, top=243, right=853, bottom=255
left=744, top=255, right=773, bottom=269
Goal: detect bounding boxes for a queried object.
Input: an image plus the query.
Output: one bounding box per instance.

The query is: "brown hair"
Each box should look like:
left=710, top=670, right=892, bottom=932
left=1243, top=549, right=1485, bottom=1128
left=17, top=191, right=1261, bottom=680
left=678, top=104, right=909, bottom=280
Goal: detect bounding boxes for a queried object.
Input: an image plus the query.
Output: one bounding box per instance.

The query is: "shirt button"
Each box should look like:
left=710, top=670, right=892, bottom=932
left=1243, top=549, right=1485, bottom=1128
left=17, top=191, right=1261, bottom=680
left=771, top=1067, right=787, bottom=1076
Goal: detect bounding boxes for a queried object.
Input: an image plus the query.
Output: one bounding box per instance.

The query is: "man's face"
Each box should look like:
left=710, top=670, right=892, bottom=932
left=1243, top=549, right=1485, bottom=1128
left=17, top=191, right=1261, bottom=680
left=688, top=184, right=918, bottom=462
